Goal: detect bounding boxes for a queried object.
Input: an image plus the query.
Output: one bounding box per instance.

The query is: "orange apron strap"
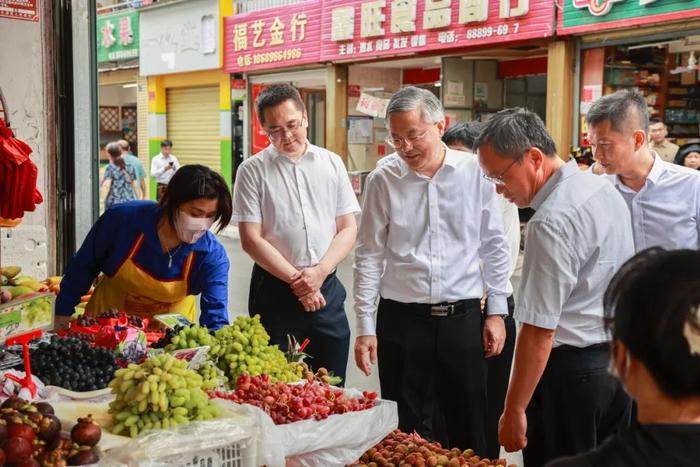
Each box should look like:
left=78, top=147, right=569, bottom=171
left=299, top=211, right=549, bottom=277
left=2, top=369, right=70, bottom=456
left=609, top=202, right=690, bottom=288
left=183, top=252, right=195, bottom=277
left=127, top=234, right=145, bottom=259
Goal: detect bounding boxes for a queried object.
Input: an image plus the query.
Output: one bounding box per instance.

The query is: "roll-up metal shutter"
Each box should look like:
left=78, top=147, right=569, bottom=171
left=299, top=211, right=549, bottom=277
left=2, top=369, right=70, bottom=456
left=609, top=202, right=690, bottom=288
left=166, top=86, right=220, bottom=171
left=136, top=75, right=148, bottom=163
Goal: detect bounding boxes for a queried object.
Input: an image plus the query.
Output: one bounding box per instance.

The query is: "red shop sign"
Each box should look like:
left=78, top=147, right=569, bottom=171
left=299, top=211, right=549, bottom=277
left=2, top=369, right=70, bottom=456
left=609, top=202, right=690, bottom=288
left=0, top=0, right=39, bottom=22
left=224, top=0, right=322, bottom=73
left=320, top=0, right=554, bottom=62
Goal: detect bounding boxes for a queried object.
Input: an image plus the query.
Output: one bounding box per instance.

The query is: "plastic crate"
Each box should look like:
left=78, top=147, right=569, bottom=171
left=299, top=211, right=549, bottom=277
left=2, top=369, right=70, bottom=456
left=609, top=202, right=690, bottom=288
left=156, top=438, right=255, bottom=467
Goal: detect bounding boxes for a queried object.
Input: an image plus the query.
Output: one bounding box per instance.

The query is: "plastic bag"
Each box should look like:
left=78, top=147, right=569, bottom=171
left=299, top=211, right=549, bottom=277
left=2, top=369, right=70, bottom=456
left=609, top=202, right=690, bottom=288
left=218, top=389, right=398, bottom=467
left=0, top=369, right=46, bottom=401
left=100, top=415, right=257, bottom=466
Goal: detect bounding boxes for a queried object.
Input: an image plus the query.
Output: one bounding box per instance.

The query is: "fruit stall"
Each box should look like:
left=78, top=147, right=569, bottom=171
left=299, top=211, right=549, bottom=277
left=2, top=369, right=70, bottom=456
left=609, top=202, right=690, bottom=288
left=0, top=265, right=514, bottom=467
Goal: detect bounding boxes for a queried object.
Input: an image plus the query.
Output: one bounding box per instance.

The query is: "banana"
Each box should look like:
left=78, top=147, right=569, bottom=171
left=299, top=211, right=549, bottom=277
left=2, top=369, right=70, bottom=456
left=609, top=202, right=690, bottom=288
left=0, top=266, right=21, bottom=279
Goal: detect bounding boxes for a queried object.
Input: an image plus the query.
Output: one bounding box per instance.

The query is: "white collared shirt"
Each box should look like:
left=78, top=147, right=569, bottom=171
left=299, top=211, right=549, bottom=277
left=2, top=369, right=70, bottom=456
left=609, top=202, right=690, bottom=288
left=150, top=153, right=180, bottom=185
left=378, top=152, right=521, bottom=277
left=605, top=154, right=700, bottom=252
left=517, top=160, right=634, bottom=348
left=354, top=147, right=511, bottom=336
left=232, top=143, right=360, bottom=269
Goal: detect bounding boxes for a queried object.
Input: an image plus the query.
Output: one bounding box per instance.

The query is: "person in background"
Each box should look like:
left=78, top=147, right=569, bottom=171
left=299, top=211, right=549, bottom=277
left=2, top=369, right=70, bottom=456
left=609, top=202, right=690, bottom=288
left=647, top=118, right=679, bottom=163
left=354, top=87, right=511, bottom=453
left=102, top=141, right=137, bottom=210
left=675, top=143, right=700, bottom=171
left=56, top=165, right=232, bottom=330
left=586, top=89, right=700, bottom=251
left=233, top=84, right=359, bottom=382
left=476, top=108, right=634, bottom=467
left=547, top=248, right=700, bottom=467
left=151, top=140, right=181, bottom=201
left=442, top=121, right=520, bottom=460
left=118, top=139, right=147, bottom=199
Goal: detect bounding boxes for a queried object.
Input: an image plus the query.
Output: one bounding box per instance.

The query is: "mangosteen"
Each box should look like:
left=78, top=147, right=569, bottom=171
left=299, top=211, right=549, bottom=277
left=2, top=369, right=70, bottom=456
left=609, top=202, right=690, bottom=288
left=34, top=402, right=55, bottom=416
left=39, top=414, right=61, bottom=441
left=70, top=415, right=101, bottom=447
left=67, top=446, right=99, bottom=466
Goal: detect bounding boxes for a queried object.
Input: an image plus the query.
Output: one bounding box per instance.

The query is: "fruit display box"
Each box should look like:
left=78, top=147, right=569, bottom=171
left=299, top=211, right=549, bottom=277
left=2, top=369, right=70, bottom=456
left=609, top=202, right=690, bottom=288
left=217, top=394, right=399, bottom=466
left=52, top=399, right=258, bottom=467
left=0, top=292, right=54, bottom=344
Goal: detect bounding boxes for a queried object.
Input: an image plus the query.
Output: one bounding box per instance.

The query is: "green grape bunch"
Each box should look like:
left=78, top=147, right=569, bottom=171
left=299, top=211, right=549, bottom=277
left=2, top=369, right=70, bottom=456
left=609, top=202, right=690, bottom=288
left=215, top=315, right=303, bottom=385
left=198, top=361, right=228, bottom=390
left=164, top=325, right=221, bottom=355
left=107, top=353, right=221, bottom=438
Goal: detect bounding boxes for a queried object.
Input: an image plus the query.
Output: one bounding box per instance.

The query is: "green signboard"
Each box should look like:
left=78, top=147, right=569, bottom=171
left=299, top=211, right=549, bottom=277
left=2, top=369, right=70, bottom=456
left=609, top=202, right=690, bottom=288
left=560, top=0, right=700, bottom=34
left=97, top=11, right=139, bottom=62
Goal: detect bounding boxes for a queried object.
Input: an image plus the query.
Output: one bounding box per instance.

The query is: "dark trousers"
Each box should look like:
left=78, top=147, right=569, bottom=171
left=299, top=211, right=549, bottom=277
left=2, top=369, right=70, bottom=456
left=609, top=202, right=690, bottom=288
left=156, top=183, right=167, bottom=201
left=248, top=264, right=350, bottom=382
left=523, top=344, right=632, bottom=467
left=377, top=297, right=487, bottom=453
left=484, top=295, right=516, bottom=459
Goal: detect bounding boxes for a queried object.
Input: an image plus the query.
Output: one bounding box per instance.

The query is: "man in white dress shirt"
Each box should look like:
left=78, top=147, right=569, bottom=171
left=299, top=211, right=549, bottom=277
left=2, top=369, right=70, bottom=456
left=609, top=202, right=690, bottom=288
left=442, top=121, right=521, bottom=459
left=354, top=86, right=511, bottom=452
left=586, top=89, right=700, bottom=251
left=233, top=84, right=359, bottom=382
left=477, top=108, right=635, bottom=467
left=150, top=140, right=181, bottom=201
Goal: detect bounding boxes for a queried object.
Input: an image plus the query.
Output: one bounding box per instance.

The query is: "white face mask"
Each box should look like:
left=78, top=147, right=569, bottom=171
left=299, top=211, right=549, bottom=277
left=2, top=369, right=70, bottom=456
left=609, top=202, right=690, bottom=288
left=174, top=211, right=215, bottom=244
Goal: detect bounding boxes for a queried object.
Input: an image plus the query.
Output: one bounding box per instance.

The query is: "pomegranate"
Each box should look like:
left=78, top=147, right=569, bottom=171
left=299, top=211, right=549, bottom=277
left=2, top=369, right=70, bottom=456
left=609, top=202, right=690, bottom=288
left=70, top=415, right=101, bottom=447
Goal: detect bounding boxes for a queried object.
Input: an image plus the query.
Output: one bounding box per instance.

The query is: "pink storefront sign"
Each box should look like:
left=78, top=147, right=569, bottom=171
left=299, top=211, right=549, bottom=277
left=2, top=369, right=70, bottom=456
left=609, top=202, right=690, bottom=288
left=224, top=0, right=322, bottom=73
left=0, top=0, right=38, bottom=22
left=320, top=0, right=555, bottom=62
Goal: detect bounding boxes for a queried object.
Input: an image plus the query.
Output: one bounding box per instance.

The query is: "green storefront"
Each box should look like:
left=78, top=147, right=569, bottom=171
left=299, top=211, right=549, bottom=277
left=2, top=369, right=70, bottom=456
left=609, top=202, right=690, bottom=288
left=558, top=0, right=700, bottom=150
left=97, top=11, right=140, bottom=63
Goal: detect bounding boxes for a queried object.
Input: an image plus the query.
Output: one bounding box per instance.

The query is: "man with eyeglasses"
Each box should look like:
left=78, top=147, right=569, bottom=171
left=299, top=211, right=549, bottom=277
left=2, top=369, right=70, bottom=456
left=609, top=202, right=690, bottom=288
left=476, top=108, right=634, bottom=466
left=353, top=86, right=511, bottom=452
left=232, top=83, right=360, bottom=382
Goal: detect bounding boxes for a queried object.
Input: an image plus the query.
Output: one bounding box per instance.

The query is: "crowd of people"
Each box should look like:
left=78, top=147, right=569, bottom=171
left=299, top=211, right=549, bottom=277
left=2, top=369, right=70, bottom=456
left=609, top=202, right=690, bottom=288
left=59, top=82, right=700, bottom=467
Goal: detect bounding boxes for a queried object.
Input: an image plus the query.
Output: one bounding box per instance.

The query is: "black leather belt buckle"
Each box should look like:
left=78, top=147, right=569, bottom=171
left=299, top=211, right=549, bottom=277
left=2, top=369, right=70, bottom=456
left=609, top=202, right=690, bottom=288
left=430, top=304, right=454, bottom=317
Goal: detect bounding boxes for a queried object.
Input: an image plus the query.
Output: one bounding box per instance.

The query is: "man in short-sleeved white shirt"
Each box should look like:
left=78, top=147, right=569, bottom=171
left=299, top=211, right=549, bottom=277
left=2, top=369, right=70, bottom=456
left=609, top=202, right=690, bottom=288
left=586, top=89, right=700, bottom=252
left=232, top=84, right=359, bottom=381
left=477, top=108, right=635, bottom=467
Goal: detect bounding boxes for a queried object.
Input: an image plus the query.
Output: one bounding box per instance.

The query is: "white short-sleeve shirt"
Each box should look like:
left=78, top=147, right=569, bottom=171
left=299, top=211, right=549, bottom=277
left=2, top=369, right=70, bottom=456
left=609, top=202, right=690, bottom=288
left=516, top=160, right=635, bottom=348
left=605, top=154, right=700, bottom=252
left=232, top=143, right=360, bottom=269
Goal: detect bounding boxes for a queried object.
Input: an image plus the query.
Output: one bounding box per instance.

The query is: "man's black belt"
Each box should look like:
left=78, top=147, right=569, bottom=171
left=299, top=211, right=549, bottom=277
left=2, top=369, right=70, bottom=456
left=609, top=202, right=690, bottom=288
left=382, top=298, right=481, bottom=317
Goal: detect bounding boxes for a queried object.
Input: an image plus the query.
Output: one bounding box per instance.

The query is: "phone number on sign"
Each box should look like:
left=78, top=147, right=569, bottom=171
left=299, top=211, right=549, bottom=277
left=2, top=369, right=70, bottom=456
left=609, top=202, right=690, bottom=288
left=236, top=48, right=303, bottom=67
left=466, top=23, right=520, bottom=40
